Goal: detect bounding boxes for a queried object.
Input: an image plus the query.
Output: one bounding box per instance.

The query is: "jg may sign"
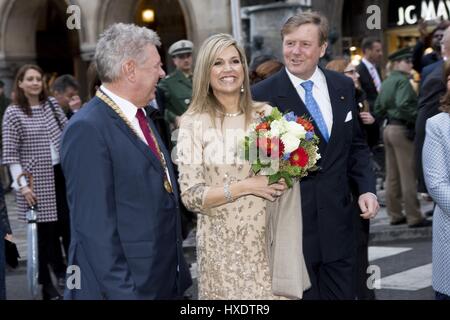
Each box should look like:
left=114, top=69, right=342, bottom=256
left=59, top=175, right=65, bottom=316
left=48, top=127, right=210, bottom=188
left=396, top=0, right=450, bottom=25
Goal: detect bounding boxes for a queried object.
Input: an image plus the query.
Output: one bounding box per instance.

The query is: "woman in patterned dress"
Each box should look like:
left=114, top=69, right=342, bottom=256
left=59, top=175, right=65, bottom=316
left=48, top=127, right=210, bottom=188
left=1, top=65, right=68, bottom=299
left=176, top=34, right=288, bottom=299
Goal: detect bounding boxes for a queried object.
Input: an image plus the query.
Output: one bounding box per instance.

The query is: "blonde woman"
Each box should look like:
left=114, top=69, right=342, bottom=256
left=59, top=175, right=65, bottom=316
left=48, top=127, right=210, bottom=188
left=176, top=34, right=289, bottom=299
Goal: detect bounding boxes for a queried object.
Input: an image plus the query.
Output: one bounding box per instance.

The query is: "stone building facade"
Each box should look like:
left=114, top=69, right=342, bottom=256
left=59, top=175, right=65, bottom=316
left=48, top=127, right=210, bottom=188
left=0, top=0, right=440, bottom=97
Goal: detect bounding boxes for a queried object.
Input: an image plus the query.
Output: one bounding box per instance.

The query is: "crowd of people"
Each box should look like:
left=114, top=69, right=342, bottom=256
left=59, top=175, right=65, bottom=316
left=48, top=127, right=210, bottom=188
left=0, top=10, right=449, bottom=301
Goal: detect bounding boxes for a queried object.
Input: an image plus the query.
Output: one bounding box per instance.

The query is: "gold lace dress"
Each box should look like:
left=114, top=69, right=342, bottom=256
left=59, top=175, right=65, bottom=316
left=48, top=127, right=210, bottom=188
left=177, top=107, right=283, bottom=300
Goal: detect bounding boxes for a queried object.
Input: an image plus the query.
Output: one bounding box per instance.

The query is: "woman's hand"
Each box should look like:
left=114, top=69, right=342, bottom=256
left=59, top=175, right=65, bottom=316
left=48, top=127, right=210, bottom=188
left=359, top=112, right=375, bottom=125
left=4, top=234, right=13, bottom=242
left=20, top=186, right=37, bottom=207
left=241, top=176, right=288, bottom=202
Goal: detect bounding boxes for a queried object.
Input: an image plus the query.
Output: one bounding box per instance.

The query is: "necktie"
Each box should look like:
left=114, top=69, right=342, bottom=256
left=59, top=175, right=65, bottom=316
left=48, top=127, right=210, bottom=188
left=300, top=80, right=329, bottom=142
left=136, top=108, right=160, bottom=158
left=369, top=66, right=381, bottom=92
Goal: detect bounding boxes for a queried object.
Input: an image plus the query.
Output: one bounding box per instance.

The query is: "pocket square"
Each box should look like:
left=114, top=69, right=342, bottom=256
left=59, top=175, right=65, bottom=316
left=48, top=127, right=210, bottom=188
left=344, top=111, right=352, bottom=122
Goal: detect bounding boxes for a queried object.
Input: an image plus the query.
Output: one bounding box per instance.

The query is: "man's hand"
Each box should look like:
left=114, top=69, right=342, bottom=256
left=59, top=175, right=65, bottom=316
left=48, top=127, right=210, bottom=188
left=69, top=95, right=82, bottom=112
left=359, top=112, right=375, bottom=125
left=358, top=192, right=379, bottom=219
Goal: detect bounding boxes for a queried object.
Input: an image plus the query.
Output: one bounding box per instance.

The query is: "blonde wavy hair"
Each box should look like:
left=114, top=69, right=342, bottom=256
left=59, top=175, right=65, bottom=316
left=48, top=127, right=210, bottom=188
left=186, top=33, right=262, bottom=128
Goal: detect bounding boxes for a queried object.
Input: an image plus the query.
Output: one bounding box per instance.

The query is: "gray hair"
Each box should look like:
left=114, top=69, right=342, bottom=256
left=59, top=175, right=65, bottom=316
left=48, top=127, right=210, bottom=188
left=95, top=23, right=161, bottom=83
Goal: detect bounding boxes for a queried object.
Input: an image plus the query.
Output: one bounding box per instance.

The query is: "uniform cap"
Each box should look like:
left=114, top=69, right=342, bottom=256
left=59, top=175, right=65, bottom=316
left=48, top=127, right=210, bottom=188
left=168, top=40, right=193, bottom=57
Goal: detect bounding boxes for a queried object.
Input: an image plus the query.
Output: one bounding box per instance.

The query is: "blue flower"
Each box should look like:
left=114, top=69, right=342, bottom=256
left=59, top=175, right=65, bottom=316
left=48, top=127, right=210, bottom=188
left=282, top=152, right=291, bottom=161
left=305, top=131, right=314, bottom=141
left=283, top=112, right=297, bottom=122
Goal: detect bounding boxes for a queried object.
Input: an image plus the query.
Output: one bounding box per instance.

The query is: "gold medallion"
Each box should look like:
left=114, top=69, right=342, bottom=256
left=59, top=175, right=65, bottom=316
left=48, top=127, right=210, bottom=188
left=164, top=180, right=173, bottom=193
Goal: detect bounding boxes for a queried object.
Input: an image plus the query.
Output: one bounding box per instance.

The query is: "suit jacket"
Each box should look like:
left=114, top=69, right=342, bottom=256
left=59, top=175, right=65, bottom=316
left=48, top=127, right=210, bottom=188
left=252, top=68, right=375, bottom=263
left=60, top=97, right=192, bottom=299
left=416, top=61, right=446, bottom=193
left=356, top=62, right=380, bottom=112
left=423, top=112, right=450, bottom=296
left=420, top=60, right=443, bottom=86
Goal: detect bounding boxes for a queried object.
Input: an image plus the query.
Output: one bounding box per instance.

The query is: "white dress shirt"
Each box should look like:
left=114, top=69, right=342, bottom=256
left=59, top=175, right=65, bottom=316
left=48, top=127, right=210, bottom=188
left=286, top=66, right=333, bottom=135
left=361, top=58, right=382, bottom=91
left=100, top=85, right=173, bottom=188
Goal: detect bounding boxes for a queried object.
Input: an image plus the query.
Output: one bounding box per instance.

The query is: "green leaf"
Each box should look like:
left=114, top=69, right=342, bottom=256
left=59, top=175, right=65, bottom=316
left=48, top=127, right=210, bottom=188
left=271, top=107, right=283, bottom=120
left=280, top=172, right=294, bottom=188
left=252, top=162, right=262, bottom=174
left=268, top=172, right=282, bottom=185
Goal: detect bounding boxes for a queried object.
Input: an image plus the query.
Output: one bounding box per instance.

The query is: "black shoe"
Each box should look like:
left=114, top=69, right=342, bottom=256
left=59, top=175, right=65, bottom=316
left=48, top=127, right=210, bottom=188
left=390, top=217, right=407, bottom=225
left=409, top=219, right=432, bottom=228
left=425, top=209, right=434, bottom=217
left=42, top=284, right=62, bottom=300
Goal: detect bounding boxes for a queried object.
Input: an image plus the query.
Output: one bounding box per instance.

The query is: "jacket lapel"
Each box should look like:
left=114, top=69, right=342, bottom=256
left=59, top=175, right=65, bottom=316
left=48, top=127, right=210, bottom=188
left=147, top=116, right=180, bottom=200
left=101, top=100, right=164, bottom=172
left=320, top=68, right=350, bottom=168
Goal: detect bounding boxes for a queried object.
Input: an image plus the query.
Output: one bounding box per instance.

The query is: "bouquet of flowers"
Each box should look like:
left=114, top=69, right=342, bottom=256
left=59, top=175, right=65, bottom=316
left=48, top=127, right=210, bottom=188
left=242, top=107, right=321, bottom=187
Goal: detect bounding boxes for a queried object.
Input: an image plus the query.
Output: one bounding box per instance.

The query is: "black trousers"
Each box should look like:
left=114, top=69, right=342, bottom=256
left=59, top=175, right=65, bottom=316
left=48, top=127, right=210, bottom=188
left=302, top=256, right=356, bottom=300
left=37, top=222, right=58, bottom=285
left=353, top=212, right=376, bottom=300
left=48, top=164, right=71, bottom=276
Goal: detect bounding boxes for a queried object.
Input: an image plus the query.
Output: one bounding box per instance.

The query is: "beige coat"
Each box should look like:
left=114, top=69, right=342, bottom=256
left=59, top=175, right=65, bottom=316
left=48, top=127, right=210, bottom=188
left=266, top=182, right=311, bottom=299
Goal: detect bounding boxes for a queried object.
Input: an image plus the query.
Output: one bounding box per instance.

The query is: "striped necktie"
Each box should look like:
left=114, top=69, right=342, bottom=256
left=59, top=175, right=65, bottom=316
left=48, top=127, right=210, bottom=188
left=369, top=66, right=381, bottom=92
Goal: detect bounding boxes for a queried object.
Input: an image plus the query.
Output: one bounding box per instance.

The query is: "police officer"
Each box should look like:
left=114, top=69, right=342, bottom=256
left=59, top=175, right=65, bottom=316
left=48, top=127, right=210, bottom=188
left=374, top=47, right=431, bottom=228
left=159, top=40, right=194, bottom=130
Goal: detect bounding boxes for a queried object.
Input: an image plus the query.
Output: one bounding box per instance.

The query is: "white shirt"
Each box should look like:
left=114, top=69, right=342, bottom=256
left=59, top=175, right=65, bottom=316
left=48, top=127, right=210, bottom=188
left=361, top=58, right=382, bottom=90
left=101, top=85, right=149, bottom=145
left=100, top=85, right=173, bottom=188
left=285, top=66, right=333, bottom=135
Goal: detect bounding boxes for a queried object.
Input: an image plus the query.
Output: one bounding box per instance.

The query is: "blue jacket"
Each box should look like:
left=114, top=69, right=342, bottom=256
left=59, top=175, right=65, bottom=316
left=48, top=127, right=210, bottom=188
left=61, top=96, right=191, bottom=299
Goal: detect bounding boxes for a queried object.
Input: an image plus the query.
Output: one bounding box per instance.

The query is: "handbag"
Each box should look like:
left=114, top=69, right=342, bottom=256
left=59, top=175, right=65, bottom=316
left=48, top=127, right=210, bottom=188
left=4, top=239, right=20, bottom=268
left=265, top=182, right=311, bottom=299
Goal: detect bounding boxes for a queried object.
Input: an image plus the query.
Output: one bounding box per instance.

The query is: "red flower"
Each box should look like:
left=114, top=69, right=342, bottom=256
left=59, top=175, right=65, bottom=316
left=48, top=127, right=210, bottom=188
left=290, top=147, right=309, bottom=167
left=256, top=122, right=270, bottom=132
left=257, top=137, right=284, bottom=158
left=296, top=118, right=314, bottom=132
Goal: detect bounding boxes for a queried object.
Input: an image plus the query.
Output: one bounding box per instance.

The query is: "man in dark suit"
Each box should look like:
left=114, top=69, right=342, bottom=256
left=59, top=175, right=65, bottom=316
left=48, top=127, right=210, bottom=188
left=61, top=23, right=191, bottom=299
left=356, top=38, right=383, bottom=149
left=252, top=12, right=379, bottom=300
left=356, top=38, right=383, bottom=112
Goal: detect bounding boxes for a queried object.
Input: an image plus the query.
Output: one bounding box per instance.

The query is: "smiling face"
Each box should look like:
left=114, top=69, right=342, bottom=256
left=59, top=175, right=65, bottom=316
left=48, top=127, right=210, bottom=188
left=209, top=45, right=244, bottom=97
left=283, top=23, right=327, bottom=80
left=18, top=68, right=43, bottom=101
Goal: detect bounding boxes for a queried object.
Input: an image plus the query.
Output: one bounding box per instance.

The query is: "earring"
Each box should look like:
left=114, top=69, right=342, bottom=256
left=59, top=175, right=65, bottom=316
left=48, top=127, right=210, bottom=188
left=240, top=85, right=244, bottom=93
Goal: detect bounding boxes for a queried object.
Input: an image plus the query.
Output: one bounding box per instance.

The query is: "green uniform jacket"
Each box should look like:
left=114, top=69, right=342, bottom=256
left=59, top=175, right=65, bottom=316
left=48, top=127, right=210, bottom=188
left=158, top=69, right=192, bottom=126
left=374, top=70, right=418, bottom=125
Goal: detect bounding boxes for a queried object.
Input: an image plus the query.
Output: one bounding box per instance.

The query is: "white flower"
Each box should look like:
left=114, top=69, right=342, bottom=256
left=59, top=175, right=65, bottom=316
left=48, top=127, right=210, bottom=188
left=286, top=121, right=306, bottom=139
left=281, top=133, right=300, bottom=153
left=315, top=146, right=321, bottom=161
left=270, top=119, right=288, bottom=137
